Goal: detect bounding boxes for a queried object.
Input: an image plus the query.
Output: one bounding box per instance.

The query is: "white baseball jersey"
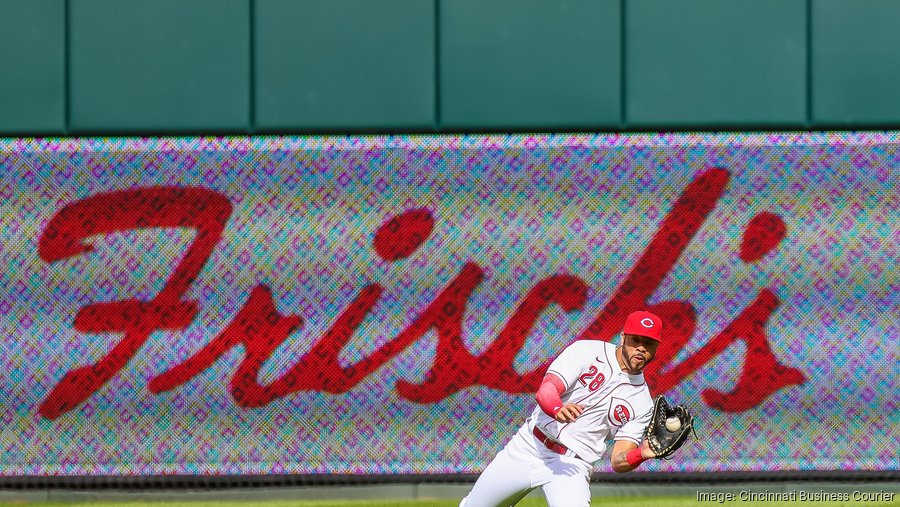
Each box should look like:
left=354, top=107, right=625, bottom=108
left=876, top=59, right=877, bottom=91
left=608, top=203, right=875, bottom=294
left=523, top=340, right=653, bottom=464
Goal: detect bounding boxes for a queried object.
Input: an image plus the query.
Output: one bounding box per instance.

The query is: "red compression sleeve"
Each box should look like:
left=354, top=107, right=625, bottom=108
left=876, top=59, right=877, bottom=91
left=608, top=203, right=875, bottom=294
left=536, top=374, right=566, bottom=417
left=625, top=447, right=646, bottom=467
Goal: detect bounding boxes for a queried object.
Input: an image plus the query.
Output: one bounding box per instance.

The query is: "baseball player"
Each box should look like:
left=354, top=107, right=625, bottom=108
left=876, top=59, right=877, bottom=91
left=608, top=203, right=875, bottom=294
left=460, top=311, right=666, bottom=507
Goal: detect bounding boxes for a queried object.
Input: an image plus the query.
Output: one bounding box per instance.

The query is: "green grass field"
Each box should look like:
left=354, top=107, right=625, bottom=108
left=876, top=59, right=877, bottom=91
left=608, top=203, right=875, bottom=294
left=1, top=497, right=898, bottom=507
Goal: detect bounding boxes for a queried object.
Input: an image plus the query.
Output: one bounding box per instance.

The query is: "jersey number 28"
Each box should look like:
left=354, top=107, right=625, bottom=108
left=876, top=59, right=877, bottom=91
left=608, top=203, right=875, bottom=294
left=577, top=365, right=605, bottom=392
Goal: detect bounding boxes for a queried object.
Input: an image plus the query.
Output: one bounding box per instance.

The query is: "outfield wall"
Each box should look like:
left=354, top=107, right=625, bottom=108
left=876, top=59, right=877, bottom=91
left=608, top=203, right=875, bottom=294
left=6, top=1, right=900, bottom=136
left=0, top=133, right=897, bottom=476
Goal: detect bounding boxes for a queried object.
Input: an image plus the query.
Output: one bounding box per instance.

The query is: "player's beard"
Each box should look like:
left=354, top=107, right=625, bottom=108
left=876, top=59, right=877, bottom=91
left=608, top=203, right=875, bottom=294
left=628, top=350, right=645, bottom=372
left=619, top=345, right=646, bottom=374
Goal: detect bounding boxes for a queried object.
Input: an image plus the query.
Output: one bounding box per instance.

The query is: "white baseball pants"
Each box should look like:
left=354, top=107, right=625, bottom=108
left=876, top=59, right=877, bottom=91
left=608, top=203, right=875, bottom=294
left=459, top=425, right=593, bottom=507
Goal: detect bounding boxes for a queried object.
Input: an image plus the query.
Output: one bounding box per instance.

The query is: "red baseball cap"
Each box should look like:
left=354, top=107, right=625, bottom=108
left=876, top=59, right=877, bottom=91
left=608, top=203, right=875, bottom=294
left=623, top=311, right=663, bottom=341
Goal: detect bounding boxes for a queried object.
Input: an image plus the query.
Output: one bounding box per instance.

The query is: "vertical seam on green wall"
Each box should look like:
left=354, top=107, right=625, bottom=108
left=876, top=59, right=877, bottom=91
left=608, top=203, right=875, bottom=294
left=806, top=0, right=812, bottom=128
left=249, top=0, right=256, bottom=134
left=620, top=0, right=626, bottom=130
left=64, top=0, right=70, bottom=134
left=435, top=0, right=441, bottom=131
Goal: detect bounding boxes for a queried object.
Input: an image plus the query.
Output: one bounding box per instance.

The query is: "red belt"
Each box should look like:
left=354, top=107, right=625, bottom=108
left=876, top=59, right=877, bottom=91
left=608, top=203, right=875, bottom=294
left=532, top=426, right=571, bottom=456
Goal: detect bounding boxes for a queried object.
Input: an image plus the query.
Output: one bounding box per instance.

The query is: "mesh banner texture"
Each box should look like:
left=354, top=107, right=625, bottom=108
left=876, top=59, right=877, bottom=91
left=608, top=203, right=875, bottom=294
left=0, top=133, right=897, bottom=476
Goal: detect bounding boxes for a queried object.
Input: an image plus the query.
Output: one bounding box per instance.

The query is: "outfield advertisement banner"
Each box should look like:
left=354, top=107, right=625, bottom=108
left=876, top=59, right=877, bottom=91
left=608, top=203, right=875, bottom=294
left=0, top=134, right=896, bottom=475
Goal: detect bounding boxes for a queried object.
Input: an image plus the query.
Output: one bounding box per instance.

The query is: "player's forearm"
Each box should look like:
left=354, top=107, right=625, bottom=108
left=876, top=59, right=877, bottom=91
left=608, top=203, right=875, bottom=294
left=610, top=442, right=651, bottom=473
left=611, top=449, right=642, bottom=473
left=535, top=374, right=566, bottom=417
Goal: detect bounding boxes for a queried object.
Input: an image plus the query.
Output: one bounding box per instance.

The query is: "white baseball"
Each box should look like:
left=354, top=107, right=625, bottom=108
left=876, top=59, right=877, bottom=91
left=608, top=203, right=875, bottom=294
left=665, top=416, right=681, bottom=432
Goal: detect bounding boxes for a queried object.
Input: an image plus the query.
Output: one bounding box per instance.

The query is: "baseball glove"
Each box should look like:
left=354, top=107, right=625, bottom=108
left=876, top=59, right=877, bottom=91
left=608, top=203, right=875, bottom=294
left=643, top=395, right=695, bottom=459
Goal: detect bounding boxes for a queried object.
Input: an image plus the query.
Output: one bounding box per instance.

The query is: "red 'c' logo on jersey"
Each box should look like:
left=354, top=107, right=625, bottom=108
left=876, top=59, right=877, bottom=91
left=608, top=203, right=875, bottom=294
left=613, top=404, right=630, bottom=425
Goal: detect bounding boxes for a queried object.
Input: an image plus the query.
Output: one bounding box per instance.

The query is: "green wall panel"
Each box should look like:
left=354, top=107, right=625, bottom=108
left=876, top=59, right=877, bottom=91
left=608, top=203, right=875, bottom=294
left=440, top=0, right=621, bottom=130
left=255, top=0, right=435, bottom=131
left=7, top=0, right=900, bottom=134
left=69, top=0, right=250, bottom=134
left=626, top=0, right=807, bottom=128
left=0, top=0, right=64, bottom=135
left=812, top=0, right=900, bottom=126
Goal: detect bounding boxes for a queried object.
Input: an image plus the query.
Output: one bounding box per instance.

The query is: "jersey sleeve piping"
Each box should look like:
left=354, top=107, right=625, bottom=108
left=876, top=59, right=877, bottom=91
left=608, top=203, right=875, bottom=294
left=545, top=370, right=570, bottom=391
left=614, top=435, right=641, bottom=445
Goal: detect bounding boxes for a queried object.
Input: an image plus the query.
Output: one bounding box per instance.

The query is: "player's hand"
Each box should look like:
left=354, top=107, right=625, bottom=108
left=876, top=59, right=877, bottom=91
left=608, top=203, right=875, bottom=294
left=554, top=403, right=585, bottom=423
left=640, top=438, right=657, bottom=460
